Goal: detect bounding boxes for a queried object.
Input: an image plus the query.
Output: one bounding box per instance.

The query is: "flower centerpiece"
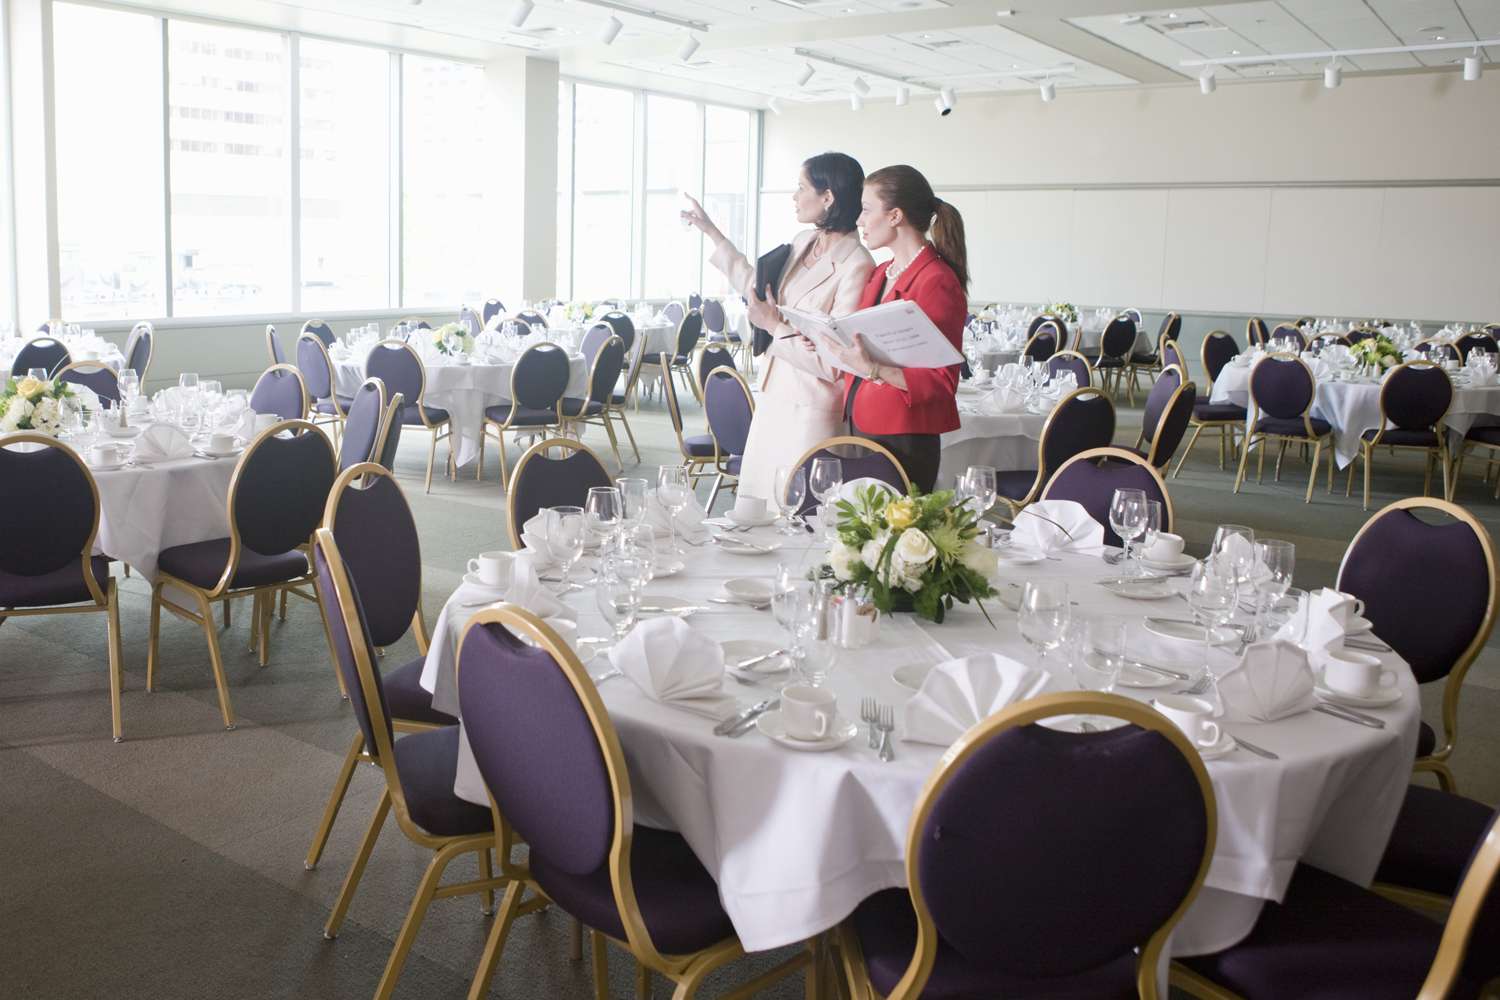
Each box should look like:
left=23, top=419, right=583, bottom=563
left=1350, top=334, right=1403, bottom=371
left=564, top=300, right=597, bottom=324
left=819, top=484, right=997, bottom=624
left=0, top=375, right=75, bottom=435
left=1045, top=302, right=1078, bottom=324
left=431, top=322, right=473, bottom=358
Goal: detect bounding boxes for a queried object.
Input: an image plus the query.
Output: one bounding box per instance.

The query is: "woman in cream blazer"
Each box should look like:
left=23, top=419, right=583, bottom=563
left=683, top=152, right=874, bottom=502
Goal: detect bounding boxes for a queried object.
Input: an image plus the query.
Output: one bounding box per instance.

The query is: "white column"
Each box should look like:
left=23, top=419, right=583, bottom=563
left=483, top=53, right=559, bottom=306
left=7, top=0, right=60, bottom=324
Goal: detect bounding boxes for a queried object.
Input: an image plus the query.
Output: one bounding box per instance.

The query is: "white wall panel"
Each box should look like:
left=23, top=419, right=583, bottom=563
left=981, top=189, right=1074, bottom=304
left=1067, top=189, right=1168, bottom=308
left=1374, top=187, right=1500, bottom=322
left=933, top=189, right=990, bottom=298
left=1263, top=187, right=1387, bottom=318
left=1161, top=188, right=1272, bottom=314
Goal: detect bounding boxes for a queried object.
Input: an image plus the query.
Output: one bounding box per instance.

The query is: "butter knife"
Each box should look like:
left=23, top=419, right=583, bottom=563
left=1315, top=703, right=1386, bottom=729
left=714, top=698, right=779, bottom=737
left=1231, top=735, right=1279, bottom=760
left=1124, top=658, right=1191, bottom=682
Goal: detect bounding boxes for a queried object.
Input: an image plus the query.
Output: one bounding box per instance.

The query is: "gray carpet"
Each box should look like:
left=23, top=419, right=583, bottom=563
left=4, top=392, right=1497, bottom=999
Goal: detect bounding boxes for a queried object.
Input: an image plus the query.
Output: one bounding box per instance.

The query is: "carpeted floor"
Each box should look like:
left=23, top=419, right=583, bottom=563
left=4, top=390, right=1498, bottom=999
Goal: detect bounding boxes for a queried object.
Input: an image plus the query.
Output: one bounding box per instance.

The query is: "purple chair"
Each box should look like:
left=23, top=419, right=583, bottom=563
left=0, top=435, right=123, bottom=741
left=336, top=378, right=388, bottom=472
left=1023, top=322, right=1059, bottom=363
left=1175, top=330, right=1246, bottom=478
left=580, top=322, right=612, bottom=363
left=366, top=340, right=451, bottom=493
left=1132, top=366, right=1198, bottom=471
left=1455, top=332, right=1498, bottom=360
left=504, top=438, right=610, bottom=550
left=1127, top=312, right=1178, bottom=399
left=606, top=333, right=644, bottom=463
left=659, top=353, right=718, bottom=487
left=701, top=298, right=727, bottom=336
left=1093, top=317, right=1138, bottom=402
left=840, top=692, right=1214, bottom=1000
left=1348, top=361, right=1453, bottom=510
left=296, top=334, right=350, bottom=433
left=1042, top=447, right=1174, bottom=548
left=56, top=361, right=120, bottom=407
left=670, top=310, right=706, bottom=400
left=265, top=324, right=286, bottom=365
left=1246, top=317, right=1269, bottom=347
left=304, top=463, right=454, bottom=872
left=1269, top=323, right=1306, bottom=350
left=459, top=607, right=809, bottom=1000
left=997, top=387, right=1116, bottom=514
left=481, top=299, right=505, bottom=327
left=1417, top=339, right=1460, bottom=362
left=516, top=310, right=547, bottom=329
left=481, top=343, right=570, bottom=491
left=688, top=292, right=703, bottom=310
left=1045, top=350, right=1092, bottom=388
left=1376, top=784, right=1499, bottom=909
left=458, top=306, right=481, bottom=337
left=694, top=344, right=736, bottom=398
left=601, top=310, right=636, bottom=355
left=11, top=337, right=70, bottom=377
left=149, top=421, right=335, bottom=731
left=1027, top=313, right=1065, bottom=340
left=310, top=528, right=503, bottom=996
left=702, top=368, right=754, bottom=512
left=300, top=319, right=335, bottom=347
left=124, top=321, right=153, bottom=384
left=790, top=435, right=912, bottom=518
left=249, top=363, right=309, bottom=421
left=564, top=337, right=627, bottom=470
left=663, top=300, right=686, bottom=326
left=376, top=391, right=405, bottom=473
left=1175, top=804, right=1500, bottom=999
left=1163, top=338, right=1187, bottom=374
left=1338, top=498, right=1496, bottom=792
left=1233, top=354, right=1333, bottom=503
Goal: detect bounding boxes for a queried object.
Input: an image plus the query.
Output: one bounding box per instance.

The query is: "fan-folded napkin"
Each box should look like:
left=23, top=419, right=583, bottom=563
left=644, top=488, right=707, bottom=541
left=503, top=552, right=575, bottom=622
left=1010, top=499, right=1105, bottom=556
left=133, top=423, right=194, bottom=462
left=519, top=509, right=560, bottom=569
left=1217, top=639, right=1316, bottom=723
left=903, top=654, right=1056, bottom=747
left=1276, top=587, right=1362, bottom=653
left=610, top=617, right=737, bottom=721
left=979, top=387, right=1026, bottom=415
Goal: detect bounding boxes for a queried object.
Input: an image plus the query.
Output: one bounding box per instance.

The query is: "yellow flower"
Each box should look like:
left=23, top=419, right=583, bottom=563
left=885, top=497, right=919, bottom=531
left=15, top=376, right=43, bottom=398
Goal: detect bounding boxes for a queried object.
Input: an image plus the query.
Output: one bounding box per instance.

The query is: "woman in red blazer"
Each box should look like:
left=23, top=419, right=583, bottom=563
left=815, top=164, right=969, bottom=492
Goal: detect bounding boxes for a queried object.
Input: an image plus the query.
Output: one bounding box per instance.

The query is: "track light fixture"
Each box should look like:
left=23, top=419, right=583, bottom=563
left=940, top=86, right=956, bottom=110
left=1324, top=59, right=1342, bottom=88
left=509, top=0, right=534, bottom=28
left=677, top=34, right=700, bottom=61
left=767, top=96, right=782, bottom=115
left=894, top=85, right=909, bottom=107
left=1040, top=80, right=1056, bottom=102
left=598, top=15, right=623, bottom=45
left=1465, top=51, right=1483, bottom=81
left=797, top=63, right=815, bottom=87
left=1199, top=69, right=1216, bottom=94
left=850, top=92, right=864, bottom=111
left=934, top=90, right=953, bottom=116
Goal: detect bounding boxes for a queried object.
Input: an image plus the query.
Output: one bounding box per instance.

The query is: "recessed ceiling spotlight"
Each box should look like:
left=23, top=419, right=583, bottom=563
left=1167, top=11, right=1179, bottom=18
left=1435, top=35, right=1446, bottom=41
left=508, top=0, right=534, bottom=28
left=1120, top=14, right=1144, bottom=25
left=797, top=63, right=815, bottom=86
left=1230, top=49, right=1240, bottom=55
left=678, top=34, right=700, bottom=61
left=598, top=15, right=623, bottom=45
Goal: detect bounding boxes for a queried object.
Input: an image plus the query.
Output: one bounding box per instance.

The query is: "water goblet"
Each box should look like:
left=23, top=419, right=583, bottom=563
left=1248, top=539, right=1295, bottom=641
left=615, top=477, right=649, bottom=530
left=773, top=465, right=807, bottom=535
left=1108, top=488, right=1148, bottom=574
left=593, top=555, right=645, bottom=653
left=1186, top=555, right=1240, bottom=709
left=1018, top=580, right=1070, bottom=672
left=657, top=466, right=691, bottom=554
left=808, top=456, right=842, bottom=508
left=545, top=505, right=586, bottom=593
left=26, top=367, right=48, bottom=382
left=962, top=465, right=997, bottom=519
left=585, top=486, right=622, bottom=551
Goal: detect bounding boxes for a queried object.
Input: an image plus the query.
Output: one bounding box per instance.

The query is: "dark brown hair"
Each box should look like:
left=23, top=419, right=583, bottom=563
left=802, top=151, right=864, bottom=233
left=865, top=164, right=969, bottom=292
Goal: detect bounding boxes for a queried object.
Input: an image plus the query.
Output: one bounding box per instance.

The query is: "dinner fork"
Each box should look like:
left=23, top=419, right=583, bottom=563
left=877, top=704, right=896, bottom=762
left=861, top=697, right=879, bottom=749
left=1175, top=673, right=1213, bottom=697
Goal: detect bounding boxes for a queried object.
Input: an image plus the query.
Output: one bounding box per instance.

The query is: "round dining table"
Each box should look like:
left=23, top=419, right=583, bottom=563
left=938, top=382, right=1051, bottom=487
left=417, top=521, right=1420, bottom=971
left=90, top=448, right=237, bottom=581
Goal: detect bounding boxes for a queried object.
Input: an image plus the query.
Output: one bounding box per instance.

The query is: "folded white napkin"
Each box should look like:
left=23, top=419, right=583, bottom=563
left=518, top=509, right=560, bottom=570
left=1278, top=587, right=1361, bottom=653
left=644, top=488, right=708, bottom=541
left=133, top=423, right=194, bottom=462
left=503, top=552, right=575, bottom=622
left=903, top=653, right=1056, bottom=747
left=230, top=408, right=258, bottom=441
left=1304, top=358, right=1331, bottom=382
left=1217, top=639, right=1316, bottom=723
left=1010, top=499, right=1105, bottom=556
left=979, top=386, right=1026, bottom=415
left=1469, top=369, right=1497, bottom=387
left=610, top=617, right=737, bottom=721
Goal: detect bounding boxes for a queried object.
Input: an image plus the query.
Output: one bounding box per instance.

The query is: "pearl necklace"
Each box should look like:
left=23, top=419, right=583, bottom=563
left=885, top=245, right=924, bottom=282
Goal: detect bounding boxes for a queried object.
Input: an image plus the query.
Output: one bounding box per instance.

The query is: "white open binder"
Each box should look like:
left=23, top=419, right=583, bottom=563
left=777, top=300, right=965, bottom=373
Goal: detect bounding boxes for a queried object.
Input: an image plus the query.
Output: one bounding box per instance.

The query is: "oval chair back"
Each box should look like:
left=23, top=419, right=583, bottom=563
left=695, top=345, right=736, bottom=395
left=377, top=392, right=405, bottom=471
left=1124, top=308, right=1143, bottom=326
left=1347, top=328, right=1379, bottom=345
left=266, top=325, right=286, bottom=365
left=365, top=340, right=428, bottom=418
left=663, top=301, right=686, bottom=326
left=1036, top=388, right=1117, bottom=494
left=0, top=435, right=104, bottom=603
left=458, top=306, right=481, bottom=337
left=581, top=322, right=613, bottom=363
left=1416, top=339, right=1460, bottom=363
left=56, top=361, right=121, bottom=407
left=509, top=343, right=571, bottom=413
left=789, top=435, right=912, bottom=518
left=688, top=293, right=703, bottom=311
left=1139, top=365, right=1180, bottom=444
left=1270, top=323, right=1306, bottom=350
left=1042, top=447, right=1174, bottom=548
left=301, top=319, right=335, bottom=347
left=1157, top=312, right=1182, bottom=347
left=1201, top=331, right=1240, bottom=386
left=1024, top=322, right=1059, bottom=363
left=874, top=692, right=1212, bottom=997
left=401, top=317, right=432, bottom=331
left=517, top=310, right=547, bottom=330
left=506, top=438, right=611, bottom=549
left=249, top=364, right=309, bottom=420
left=1456, top=333, right=1498, bottom=361
left=1097, top=317, right=1136, bottom=364
left=1046, top=350, right=1092, bottom=388
left=658, top=354, right=686, bottom=437
left=1379, top=362, right=1452, bottom=435
left=1162, top=339, right=1187, bottom=375
left=312, top=531, right=396, bottom=762
left=337, top=378, right=388, bottom=472
left=703, top=367, right=754, bottom=460
left=701, top=298, right=727, bottom=335
left=1028, top=314, right=1062, bottom=339
left=482, top=299, right=505, bottom=326
left=11, top=337, right=70, bottom=377
left=1313, top=333, right=1352, bottom=349
left=1247, top=317, right=1269, bottom=347
left=324, top=463, right=423, bottom=648
left=1140, top=370, right=1197, bottom=471
left=575, top=337, right=625, bottom=417
left=230, top=420, right=336, bottom=569
left=124, top=322, right=153, bottom=382
left=674, top=310, right=704, bottom=360
left=296, top=333, right=336, bottom=405
left=601, top=311, right=636, bottom=354
left=1248, top=354, right=1315, bottom=421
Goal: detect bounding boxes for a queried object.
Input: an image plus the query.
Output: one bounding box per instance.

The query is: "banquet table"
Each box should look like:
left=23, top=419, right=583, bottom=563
left=329, top=350, right=589, bottom=469
left=418, top=527, right=1420, bottom=964
left=92, top=452, right=236, bottom=581
left=0, top=333, right=125, bottom=374
left=1210, top=357, right=1500, bottom=468
left=937, top=384, right=1050, bottom=486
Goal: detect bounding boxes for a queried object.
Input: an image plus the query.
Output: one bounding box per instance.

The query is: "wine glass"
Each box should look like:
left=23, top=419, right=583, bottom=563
left=1211, top=523, right=1257, bottom=596
left=657, top=466, right=691, bottom=554
left=117, top=369, right=140, bottom=410
left=545, top=506, right=586, bottom=593
left=1018, top=580, right=1070, bottom=672
left=1139, top=500, right=1162, bottom=566
left=1186, top=555, right=1239, bottom=707
left=773, top=465, right=807, bottom=535
left=962, top=465, right=997, bottom=519
left=593, top=554, right=645, bottom=653
left=1068, top=614, right=1127, bottom=727
left=1248, top=540, right=1295, bottom=641
left=772, top=562, right=807, bottom=655
left=617, top=523, right=658, bottom=585
left=1108, top=488, right=1148, bottom=574
left=615, top=477, right=648, bottom=531
left=793, top=583, right=838, bottom=687
left=585, top=486, right=622, bottom=551
left=808, top=456, right=842, bottom=508
left=26, top=367, right=47, bottom=382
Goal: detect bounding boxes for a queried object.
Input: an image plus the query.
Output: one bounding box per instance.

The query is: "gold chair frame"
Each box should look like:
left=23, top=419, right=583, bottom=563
left=0, top=434, right=124, bottom=742
left=478, top=342, right=569, bottom=491
left=303, top=463, right=436, bottom=873
left=565, top=334, right=627, bottom=472
left=998, top=386, right=1117, bottom=517
left=54, top=360, right=120, bottom=406
left=1337, top=498, right=1497, bottom=794
left=1046, top=349, right=1095, bottom=388
left=503, top=437, right=610, bottom=551
left=1246, top=317, right=1268, bottom=347
left=701, top=365, right=756, bottom=514
left=264, top=324, right=283, bottom=366
left=668, top=309, right=705, bottom=402
left=1173, top=331, right=1243, bottom=479
left=1022, top=320, right=1062, bottom=363
left=146, top=419, right=336, bottom=731
left=608, top=333, right=645, bottom=456
left=461, top=605, right=812, bottom=1000
left=1126, top=312, right=1179, bottom=404
left=312, top=529, right=522, bottom=1000
left=1344, top=360, right=1454, bottom=511
left=785, top=434, right=913, bottom=511
left=1092, top=318, right=1140, bottom=404
left=124, top=320, right=154, bottom=386
left=838, top=691, right=1217, bottom=1000
left=1231, top=353, right=1335, bottom=504
left=692, top=344, right=739, bottom=401
left=250, top=362, right=311, bottom=422
left=297, top=333, right=347, bottom=443
left=659, top=353, right=717, bottom=486
left=1042, top=445, right=1177, bottom=534
left=1133, top=364, right=1197, bottom=470
left=369, top=339, right=452, bottom=493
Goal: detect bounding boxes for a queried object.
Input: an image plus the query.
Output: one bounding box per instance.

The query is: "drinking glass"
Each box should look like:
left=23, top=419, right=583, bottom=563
left=1018, top=580, right=1070, bottom=671
left=1139, top=500, right=1162, bottom=564
left=178, top=372, right=199, bottom=392
left=1263, top=587, right=1308, bottom=645
left=808, top=457, right=842, bottom=507
left=1248, top=539, right=1295, bottom=640
left=657, top=466, right=691, bottom=554
left=618, top=523, right=658, bottom=585
left=1186, top=555, right=1239, bottom=706
left=773, top=465, right=807, bottom=535
left=26, top=367, right=47, bottom=382
left=962, top=465, right=997, bottom=519
left=1067, top=615, right=1128, bottom=726
left=1108, top=488, right=1148, bottom=574
left=545, top=506, right=586, bottom=593
left=593, top=555, right=645, bottom=652
left=117, top=369, right=140, bottom=408
left=615, top=477, right=649, bottom=530
left=1211, top=523, right=1257, bottom=590
left=585, top=486, right=622, bottom=550
left=772, top=562, right=807, bottom=653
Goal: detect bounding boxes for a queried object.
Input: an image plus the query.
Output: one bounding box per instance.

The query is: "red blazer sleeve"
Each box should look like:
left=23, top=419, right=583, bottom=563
left=891, top=264, right=966, bottom=410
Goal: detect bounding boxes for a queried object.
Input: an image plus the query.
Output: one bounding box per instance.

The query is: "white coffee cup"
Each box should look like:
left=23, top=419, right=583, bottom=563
left=732, top=494, right=767, bottom=522
left=208, top=432, right=235, bottom=453
left=781, top=684, right=837, bottom=741
left=1321, top=649, right=1395, bottom=698
left=1316, top=588, right=1365, bottom=623
left=253, top=412, right=278, bottom=434
left=467, top=550, right=513, bottom=588
left=88, top=442, right=123, bottom=466
left=1145, top=532, right=1185, bottom=561
left=1152, top=694, right=1221, bottom=749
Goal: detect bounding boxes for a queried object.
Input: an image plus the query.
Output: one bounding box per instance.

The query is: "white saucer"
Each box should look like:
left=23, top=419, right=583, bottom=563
left=724, top=577, right=774, bottom=603
left=196, top=447, right=244, bottom=459
left=1315, top=682, right=1401, bottom=709
left=892, top=663, right=932, bottom=691
left=1103, top=578, right=1177, bottom=601
left=1144, top=618, right=1238, bottom=646
left=87, top=459, right=128, bottom=472
left=721, top=639, right=790, bottom=675
left=1115, top=662, right=1177, bottom=689
left=1346, top=615, right=1374, bottom=635
left=716, top=538, right=781, bottom=556
left=996, top=546, right=1045, bottom=565
left=725, top=509, right=777, bottom=528
left=652, top=558, right=685, bottom=578
left=461, top=572, right=509, bottom=593
left=1140, top=553, right=1197, bottom=573
left=755, top=710, right=859, bottom=751
left=102, top=424, right=143, bottom=439
left=1195, top=731, right=1236, bottom=761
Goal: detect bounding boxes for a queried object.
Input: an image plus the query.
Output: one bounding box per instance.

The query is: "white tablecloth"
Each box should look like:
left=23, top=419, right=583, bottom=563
left=938, top=389, right=1050, bottom=486
left=1210, top=359, right=1500, bottom=468
left=93, top=453, right=235, bottom=581
left=330, top=353, right=590, bottom=469
left=419, top=533, right=1419, bottom=959
left=0, top=334, right=124, bottom=374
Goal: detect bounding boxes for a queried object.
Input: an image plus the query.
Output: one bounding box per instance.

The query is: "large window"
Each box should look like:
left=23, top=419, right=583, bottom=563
left=402, top=55, right=490, bottom=308
left=642, top=95, right=700, bottom=299
left=55, top=4, right=166, bottom=320
left=555, top=83, right=574, bottom=301
left=701, top=106, right=752, bottom=297
left=300, top=39, right=391, bottom=311
left=571, top=84, right=634, bottom=300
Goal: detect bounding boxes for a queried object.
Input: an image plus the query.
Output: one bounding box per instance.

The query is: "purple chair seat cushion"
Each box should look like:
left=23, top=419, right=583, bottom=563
left=483, top=403, right=559, bottom=426
left=609, top=390, right=629, bottom=405
left=158, top=539, right=309, bottom=590
left=1254, top=415, right=1331, bottom=438
left=1179, top=864, right=1467, bottom=1000
left=996, top=469, right=1039, bottom=500
left=0, top=555, right=109, bottom=608
left=852, top=889, right=1137, bottom=999
left=314, top=395, right=355, bottom=415
left=671, top=354, right=691, bottom=366
left=725, top=456, right=742, bottom=476
left=530, top=826, right=735, bottom=956
left=1417, top=720, right=1436, bottom=758
left=392, top=726, right=493, bottom=837
left=385, top=657, right=458, bottom=727
left=1129, top=350, right=1159, bottom=364
left=1375, top=785, right=1494, bottom=897
left=562, top=397, right=606, bottom=417
left=1465, top=426, right=1500, bottom=445
left=398, top=403, right=449, bottom=426
left=1194, top=402, right=1247, bottom=421
left=1094, top=357, right=1125, bottom=369
left=683, top=434, right=717, bottom=458
left=1362, top=427, right=1440, bottom=447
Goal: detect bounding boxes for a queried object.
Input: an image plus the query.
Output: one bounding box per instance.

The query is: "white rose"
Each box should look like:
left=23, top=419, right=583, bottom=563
left=894, top=528, right=936, bottom=568
left=828, top=543, right=861, bottom=582
left=861, top=533, right=890, bottom=572
left=1, top=396, right=32, bottom=431
left=959, top=541, right=999, bottom=579
left=32, top=396, right=57, bottom=426
left=1380, top=354, right=1395, bottom=369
